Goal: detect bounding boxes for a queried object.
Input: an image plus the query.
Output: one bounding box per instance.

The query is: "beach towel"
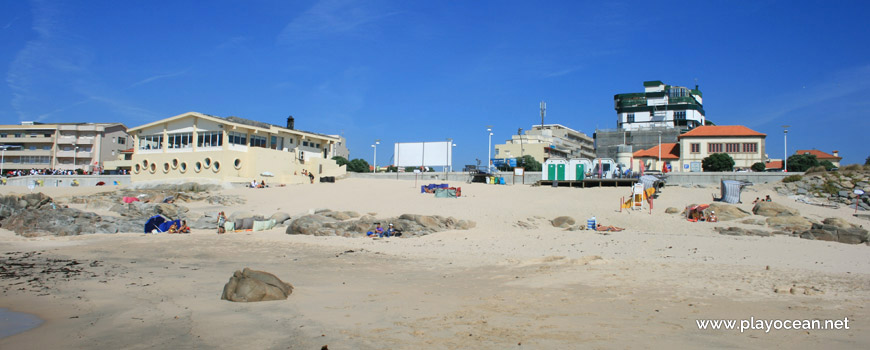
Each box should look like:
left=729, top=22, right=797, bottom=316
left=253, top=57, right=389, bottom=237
left=224, top=221, right=235, bottom=232
left=123, top=196, right=140, bottom=204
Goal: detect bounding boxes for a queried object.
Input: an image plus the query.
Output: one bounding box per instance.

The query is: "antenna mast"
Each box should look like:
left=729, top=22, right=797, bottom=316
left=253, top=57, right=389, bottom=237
left=540, top=100, right=546, bottom=130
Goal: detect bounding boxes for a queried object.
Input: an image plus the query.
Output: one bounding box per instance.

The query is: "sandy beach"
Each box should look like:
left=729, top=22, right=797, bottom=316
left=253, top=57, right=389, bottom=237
left=0, top=178, right=868, bottom=349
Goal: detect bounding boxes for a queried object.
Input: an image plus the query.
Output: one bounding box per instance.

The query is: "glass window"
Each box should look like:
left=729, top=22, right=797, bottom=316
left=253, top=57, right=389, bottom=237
left=228, top=132, right=247, bottom=145
left=118, top=137, right=126, bottom=145
left=627, top=113, right=635, bottom=123
left=708, top=143, right=722, bottom=153
left=197, top=131, right=223, bottom=147
left=167, top=132, right=193, bottom=149
left=690, top=143, right=700, bottom=153
left=742, top=143, right=757, bottom=153
left=139, top=134, right=163, bottom=150
left=249, top=135, right=267, bottom=148
left=725, top=143, right=740, bottom=153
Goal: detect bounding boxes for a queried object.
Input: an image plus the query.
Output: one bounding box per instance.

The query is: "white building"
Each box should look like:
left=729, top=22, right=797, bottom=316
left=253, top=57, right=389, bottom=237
left=494, top=124, right=594, bottom=165
left=614, top=80, right=705, bottom=131
left=0, top=122, right=129, bottom=174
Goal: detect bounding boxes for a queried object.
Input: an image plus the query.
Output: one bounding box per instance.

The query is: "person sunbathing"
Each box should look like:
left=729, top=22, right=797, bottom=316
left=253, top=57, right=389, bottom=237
left=178, top=220, right=191, bottom=233
left=707, top=211, right=718, bottom=223
left=168, top=223, right=179, bottom=233
left=596, top=224, right=624, bottom=232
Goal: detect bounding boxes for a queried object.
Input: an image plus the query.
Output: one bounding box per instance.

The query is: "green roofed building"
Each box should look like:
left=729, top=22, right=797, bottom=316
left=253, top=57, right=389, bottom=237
left=614, top=80, right=705, bottom=131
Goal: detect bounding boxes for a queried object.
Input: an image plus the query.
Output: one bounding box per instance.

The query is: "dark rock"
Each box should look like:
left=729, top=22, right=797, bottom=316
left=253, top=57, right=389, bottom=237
left=269, top=212, right=291, bottom=224
left=221, top=268, right=294, bottom=302
left=286, top=215, right=338, bottom=236
left=709, top=203, right=751, bottom=221
left=766, top=216, right=812, bottom=231
left=753, top=202, right=800, bottom=217
left=837, top=227, right=869, bottom=244
left=714, top=227, right=771, bottom=237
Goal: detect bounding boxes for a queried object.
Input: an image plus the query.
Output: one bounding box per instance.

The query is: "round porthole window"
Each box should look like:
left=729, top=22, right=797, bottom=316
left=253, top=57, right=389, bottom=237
left=180, top=162, right=187, bottom=173
left=204, top=157, right=212, bottom=168
left=134, top=164, right=141, bottom=173
left=163, top=163, right=170, bottom=172
left=150, top=163, right=156, bottom=173
left=212, top=161, right=221, bottom=172
left=142, top=160, right=149, bottom=168
left=233, top=158, right=241, bottom=169
left=171, top=158, right=179, bottom=169
left=194, top=162, right=202, bottom=172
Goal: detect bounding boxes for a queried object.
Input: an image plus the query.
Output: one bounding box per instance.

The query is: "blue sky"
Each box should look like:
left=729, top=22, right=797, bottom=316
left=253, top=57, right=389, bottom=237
left=2, top=0, right=869, bottom=167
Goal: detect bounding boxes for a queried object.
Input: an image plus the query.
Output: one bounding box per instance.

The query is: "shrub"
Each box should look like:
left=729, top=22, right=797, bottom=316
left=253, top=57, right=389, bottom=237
left=516, top=155, right=542, bottom=172
left=822, top=181, right=839, bottom=195
left=782, top=175, right=803, bottom=183
left=805, top=166, right=827, bottom=174
left=702, top=153, right=734, bottom=172
left=751, top=162, right=766, bottom=172
left=842, top=164, right=863, bottom=172
left=819, top=160, right=836, bottom=171
left=786, top=154, right=819, bottom=172
left=331, top=156, right=349, bottom=167
left=346, top=159, right=370, bottom=173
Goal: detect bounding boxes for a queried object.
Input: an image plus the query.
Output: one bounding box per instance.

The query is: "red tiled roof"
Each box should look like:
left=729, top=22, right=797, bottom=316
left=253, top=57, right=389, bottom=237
left=632, top=143, right=680, bottom=159
left=765, top=160, right=783, bottom=169
left=795, top=149, right=842, bottom=160
left=678, top=125, right=766, bottom=138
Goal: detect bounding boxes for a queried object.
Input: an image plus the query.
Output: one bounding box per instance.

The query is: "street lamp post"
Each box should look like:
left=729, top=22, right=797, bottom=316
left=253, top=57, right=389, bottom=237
left=371, top=139, right=380, bottom=173
left=451, top=142, right=456, bottom=172
left=782, top=125, right=790, bottom=172
left=657, top=131, right=662, bottom=171
left=0, top=145, right=22, bottom=176
left=486, top=126, right=493, bottom=173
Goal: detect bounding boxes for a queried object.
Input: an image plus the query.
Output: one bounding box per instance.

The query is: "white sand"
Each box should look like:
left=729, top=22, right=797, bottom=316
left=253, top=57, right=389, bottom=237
left=0, top=178, right=868, bottom=349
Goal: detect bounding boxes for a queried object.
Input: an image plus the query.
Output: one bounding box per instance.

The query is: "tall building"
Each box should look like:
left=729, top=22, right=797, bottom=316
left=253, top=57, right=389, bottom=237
left=614, top=80, right=705, bottom=130
left=0, top=122, right=129, bottom=173
left=494, top=124, right=594, bottom=165
left=596, top=80, right=705, bottom=160
left=128, top=112, right=345, bottom=184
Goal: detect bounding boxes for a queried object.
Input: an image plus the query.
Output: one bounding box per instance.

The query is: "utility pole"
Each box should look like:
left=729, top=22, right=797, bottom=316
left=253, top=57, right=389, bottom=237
left=540, top=101, right=546, bottom=130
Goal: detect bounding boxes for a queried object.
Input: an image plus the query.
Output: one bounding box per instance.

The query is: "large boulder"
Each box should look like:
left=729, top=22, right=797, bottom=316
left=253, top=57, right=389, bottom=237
left=286, top=214, right=339, bottom=236
left=221, top=268, right=294, bottom=302
left=715, top=227, right=772, bottom=237
left=708, top=203, right=751, bottom=221
left=753, top=202, right=800, bottom=217
left=822, top=217, right=856, bottom=229
left=0, top=193, right=53, bottom=220
left=798, top=223, right=869, bottom=244
left=3, top=207, right=143, bottom=236
left=766, top=216, right=812, bottom=231
left=269, top=212, right=292, bottom=224
left=551, top=216, right=576, bottom=228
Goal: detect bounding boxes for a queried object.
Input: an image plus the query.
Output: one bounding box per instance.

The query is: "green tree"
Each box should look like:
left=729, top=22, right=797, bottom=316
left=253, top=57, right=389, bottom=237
left=346, top=158, right=370, bottom=173
left=704, top=119, right=716, bottom=126
left=865, top=155, right=869, bottom=165
left=751, top=162, right=766, bottom=172
left=786, top=154, right=819, bottom=172
left=516, top=155, right=542, bottom=171
left=404, top=166, right=418, bottom=172
left=819, top=160, right=836, bottom=171
left=702, top=153, right=735, bottom=172
left=331, top=156, right=349, bottom=167
left=385, top=165, right=398, bottom=172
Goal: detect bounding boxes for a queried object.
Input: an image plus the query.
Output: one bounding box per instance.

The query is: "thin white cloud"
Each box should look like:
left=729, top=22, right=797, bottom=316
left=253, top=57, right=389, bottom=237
left=3, top=15, right=20, bottom=29
left=748, top=64, right=870, bottom=127
left=128, top=70, right=188, bottom=89
left=277, top=0, right=399, bottom=44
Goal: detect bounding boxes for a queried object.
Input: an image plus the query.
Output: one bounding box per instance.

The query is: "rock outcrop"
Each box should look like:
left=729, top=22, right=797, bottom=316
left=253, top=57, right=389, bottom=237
left=221, top=268, right=294, bottom=302
left=708, top=203, right=751, bottom=221
left=285, top=209, right=475, bottom=237
left=773, top=168, right=870, bottom=210
left=752, top=202, right=800, bottom=217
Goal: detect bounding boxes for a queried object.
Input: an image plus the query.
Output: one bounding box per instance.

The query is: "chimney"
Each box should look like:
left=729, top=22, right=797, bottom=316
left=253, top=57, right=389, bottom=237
left=833, top=150, right=839, bottom=157
left=695, top=84, right=699, bottom=90
left=286, top=116, right=295, bottom=130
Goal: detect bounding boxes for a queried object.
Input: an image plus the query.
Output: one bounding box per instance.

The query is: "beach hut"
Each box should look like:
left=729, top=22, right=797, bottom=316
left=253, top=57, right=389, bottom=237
left=591, top=158, right=616, bottom=179
left=568, top=158, right=593, bottom=180
left=544, top=158, right=568, bottom=181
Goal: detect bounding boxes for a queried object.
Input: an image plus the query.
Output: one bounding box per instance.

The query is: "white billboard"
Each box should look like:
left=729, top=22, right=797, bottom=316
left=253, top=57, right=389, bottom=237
left=394, top=141, right=452, bottom=167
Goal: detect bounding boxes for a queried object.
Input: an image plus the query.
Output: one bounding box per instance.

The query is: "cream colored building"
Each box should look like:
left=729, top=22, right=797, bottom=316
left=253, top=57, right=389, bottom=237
left=676, top=125, right=766, bottom=171
left=494, top=124, right=594, bottom=165
left=0, top=122, right=129, bottom=173
left=128, top=112, right=345, bottom=184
